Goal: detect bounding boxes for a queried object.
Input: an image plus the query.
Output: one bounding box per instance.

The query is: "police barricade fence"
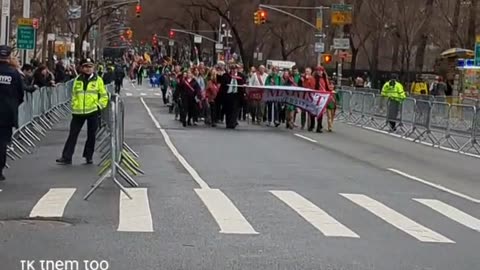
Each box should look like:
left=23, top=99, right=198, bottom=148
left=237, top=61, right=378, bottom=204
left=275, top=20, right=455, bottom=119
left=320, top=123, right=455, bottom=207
left=6, top=81, right=73, bottom=166
left=84, top=86, right=144, bottom=200
left=335, top=89, right=480, bottom=157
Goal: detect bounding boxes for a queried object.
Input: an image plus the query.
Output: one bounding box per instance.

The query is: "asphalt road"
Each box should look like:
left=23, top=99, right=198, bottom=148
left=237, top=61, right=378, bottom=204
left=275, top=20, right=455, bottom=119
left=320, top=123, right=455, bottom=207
left=0, top=83, right=479, bottom=270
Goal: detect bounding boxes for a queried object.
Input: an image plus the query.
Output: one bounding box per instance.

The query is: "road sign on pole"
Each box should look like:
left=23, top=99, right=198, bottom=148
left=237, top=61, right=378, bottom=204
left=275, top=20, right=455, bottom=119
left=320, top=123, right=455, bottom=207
left=314, top=42, right=325, bottom=53
left=331, top=4, right=353, bottom=25
left=16, top=18, right=36, bottom=50
left=316, top=10, right=323, bottom=31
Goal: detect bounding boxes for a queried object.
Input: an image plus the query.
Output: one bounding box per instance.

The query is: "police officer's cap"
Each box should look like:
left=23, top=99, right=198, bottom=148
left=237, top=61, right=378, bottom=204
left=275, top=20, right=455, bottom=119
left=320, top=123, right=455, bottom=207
left=0, top=45, right=12, bottom=60
left=80, top=58, right=95, bottom=66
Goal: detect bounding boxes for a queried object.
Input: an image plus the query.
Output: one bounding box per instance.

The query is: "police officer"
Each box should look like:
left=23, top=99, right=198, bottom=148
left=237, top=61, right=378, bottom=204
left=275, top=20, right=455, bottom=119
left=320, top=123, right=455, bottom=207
left=56, top=58, right=109, bottom=165
left=381, top=75, right=406, bottom=131
left=0, top=46, right=24, bottom=180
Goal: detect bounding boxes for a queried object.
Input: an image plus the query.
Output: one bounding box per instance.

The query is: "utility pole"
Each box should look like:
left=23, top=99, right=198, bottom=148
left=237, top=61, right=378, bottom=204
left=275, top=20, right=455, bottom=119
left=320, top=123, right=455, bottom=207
left=1, top=0, right=10, bottom=45
left=22, top=0, right=31, bottom=65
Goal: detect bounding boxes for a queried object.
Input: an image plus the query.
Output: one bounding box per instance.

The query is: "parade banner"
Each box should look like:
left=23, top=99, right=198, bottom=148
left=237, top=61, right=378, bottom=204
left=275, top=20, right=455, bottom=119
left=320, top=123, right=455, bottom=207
left=240, top=85, right=332, bottom=116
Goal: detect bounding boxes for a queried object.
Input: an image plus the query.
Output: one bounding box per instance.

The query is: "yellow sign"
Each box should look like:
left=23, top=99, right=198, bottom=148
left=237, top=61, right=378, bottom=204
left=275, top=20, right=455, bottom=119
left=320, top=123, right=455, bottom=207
left=331, top=11, right=352, bottom=25
left=316, top=18, right=323, bottom=30
left=17, top=18, right=34, bottom=26
left=476, top=35, right=480, bottom=43
left=55, top=44, right=66, bottom=55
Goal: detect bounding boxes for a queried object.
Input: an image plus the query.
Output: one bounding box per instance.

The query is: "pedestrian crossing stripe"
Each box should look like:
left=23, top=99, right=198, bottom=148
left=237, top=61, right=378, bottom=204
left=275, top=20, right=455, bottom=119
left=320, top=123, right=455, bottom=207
left=271, top=190, right=359, bottom=238
left=29, top=188, right=76, bottom=218
left=4, top=188, right=480, bottom=241
left=414, top=198, right=480, bottom=232
left=341, top=193, right=455, bottom=243
left=140, top=93, right=147, bottom=96
left=126, top=93, right=133, bottom=96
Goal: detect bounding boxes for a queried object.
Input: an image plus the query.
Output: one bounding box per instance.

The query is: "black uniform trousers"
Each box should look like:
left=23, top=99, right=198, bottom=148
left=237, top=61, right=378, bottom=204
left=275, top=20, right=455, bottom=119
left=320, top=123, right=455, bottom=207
left=61, top=113, right=99, bottom=161
left=0, top=127, right=12, bottom=173
left=224, top=93, right=239, bottom=128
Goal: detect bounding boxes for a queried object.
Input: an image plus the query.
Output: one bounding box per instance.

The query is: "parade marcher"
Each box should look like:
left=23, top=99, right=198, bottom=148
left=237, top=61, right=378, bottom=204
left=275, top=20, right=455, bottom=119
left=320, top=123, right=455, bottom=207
left=56, top=58, right=109, bottom=165
left=313, top=66, right=331, bottom=133
left=265, top=67, right=281, bottom=127
left=300, top=67, right=316, bottom=131
left=381, top=75, right=406, bottom=131
left=282, top=70, right=297, bottom=129
left=205, top=69, right=219, bottom=127
left=0, top=46, right=24, bottom=180
left=178, top=69, right=201, bottom=127
left=218, top=64, right=246, bottom=129
left=248, top=65, right=268, bottom=124
left=237, top=64, right=248, bottom=121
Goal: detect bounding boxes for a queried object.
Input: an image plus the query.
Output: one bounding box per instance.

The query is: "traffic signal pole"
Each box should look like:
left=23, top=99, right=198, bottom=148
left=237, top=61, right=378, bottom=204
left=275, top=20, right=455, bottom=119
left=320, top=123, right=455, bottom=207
left=257, top=4, right=329, bottom=67
left=22, top=0, right=30, bottom=65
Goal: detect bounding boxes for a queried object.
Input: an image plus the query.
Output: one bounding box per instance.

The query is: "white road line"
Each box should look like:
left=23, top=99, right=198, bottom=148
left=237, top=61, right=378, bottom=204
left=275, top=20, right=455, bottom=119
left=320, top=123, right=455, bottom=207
left=125, top=92, right=133, bottom=97
left=118, top=188, right=153, bottom=232
left=29, top=188, right=76, bottom=218
left=388, top=168, right=480, bottom=204
left=140, top=97, right=210, bottom=189
left=140, top=93, right=147, bottom=96
left=271, top=191, right=359, bottom=238
left=195, top=188, right=258, bottom=234
left=294, top=133, right=318, bottom=143
left=414, top=199, right=480, bottom=232
left=341, top=193, right=454, bottom=243
left=154, top=93, right=161, bottom=96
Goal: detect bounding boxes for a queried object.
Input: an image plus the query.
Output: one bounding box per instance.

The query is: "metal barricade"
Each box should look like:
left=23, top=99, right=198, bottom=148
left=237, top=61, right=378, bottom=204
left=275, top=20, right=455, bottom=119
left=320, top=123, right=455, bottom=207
left=334, top=88, right=480, bottom=157
left=84, top=91, right=143, bottom=201
left=6, top=82, right=73, bottom=166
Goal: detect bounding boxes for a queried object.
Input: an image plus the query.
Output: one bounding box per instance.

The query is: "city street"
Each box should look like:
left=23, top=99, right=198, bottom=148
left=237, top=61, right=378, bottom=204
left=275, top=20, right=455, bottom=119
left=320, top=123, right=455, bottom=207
left=0, top=83, right=480, bottom=270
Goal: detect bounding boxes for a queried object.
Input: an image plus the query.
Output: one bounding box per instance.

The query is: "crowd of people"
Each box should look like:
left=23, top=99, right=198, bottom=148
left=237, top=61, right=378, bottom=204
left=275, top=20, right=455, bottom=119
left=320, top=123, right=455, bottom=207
left=137, top=59, right=340, bottom=132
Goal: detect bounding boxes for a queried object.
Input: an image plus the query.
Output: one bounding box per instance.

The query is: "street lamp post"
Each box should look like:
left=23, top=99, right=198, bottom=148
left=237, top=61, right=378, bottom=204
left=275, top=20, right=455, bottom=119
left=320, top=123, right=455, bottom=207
left=0, top=0, right=11, bottom=46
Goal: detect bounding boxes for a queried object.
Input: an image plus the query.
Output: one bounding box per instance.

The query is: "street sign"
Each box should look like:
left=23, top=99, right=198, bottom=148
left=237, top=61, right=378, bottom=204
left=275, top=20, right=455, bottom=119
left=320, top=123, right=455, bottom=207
left=47, top=33, right=55, bottom=41
left=194, top=35, right=202, bottom=44
left=32, top=18, right=39, bottom=29
left=316, top=10, right=323, bottom=31
left=2, top=0, right=10, bottom=17
left=215, top=43, right=223, bottom=52
left=331, top=4, right=353, bottom=25
left=314, top=42, right=325, bottom=53
left=333, top=38, right=350, bottom=49
left=16, top=26, right=35, bottom=50
left=168, top=40, right=174, bottom=46
left=17, top=18, right=33, bottom=26
left=257, top=52, right=263, bottom=61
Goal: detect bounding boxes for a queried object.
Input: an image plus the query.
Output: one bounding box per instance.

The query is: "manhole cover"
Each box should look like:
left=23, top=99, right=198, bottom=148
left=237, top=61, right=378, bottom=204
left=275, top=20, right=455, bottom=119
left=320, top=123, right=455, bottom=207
left=0, top=219, right=72, bottom=229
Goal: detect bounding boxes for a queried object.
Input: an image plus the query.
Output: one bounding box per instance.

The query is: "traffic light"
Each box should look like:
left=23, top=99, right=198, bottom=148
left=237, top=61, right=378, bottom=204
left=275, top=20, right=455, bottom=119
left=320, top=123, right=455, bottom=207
left=253, top=11, right=260, bottom=25
left=125, top=29, right=133, bottom=40
left=259, top=10, right=267, bottom=24
left=254, top=9, right=267, bottom=25
left=135, top=4, right=142, bottom=17
left=322, top=54, right=332, bottom=64
left=169, top=30, right=175, bottom=40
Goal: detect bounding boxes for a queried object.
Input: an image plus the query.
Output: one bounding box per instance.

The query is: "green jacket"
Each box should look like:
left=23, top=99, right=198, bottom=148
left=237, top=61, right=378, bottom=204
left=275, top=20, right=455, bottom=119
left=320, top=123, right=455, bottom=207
left=71, top=75, right=109, bottom=115
left=266, top=74, right=281, bottom=86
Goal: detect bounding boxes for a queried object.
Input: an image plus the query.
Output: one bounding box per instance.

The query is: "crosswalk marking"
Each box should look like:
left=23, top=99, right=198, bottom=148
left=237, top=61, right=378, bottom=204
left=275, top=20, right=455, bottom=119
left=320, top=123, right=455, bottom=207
left=118, top=188, right=153, bottom=232
left=341, top=193, right=455, bottom=243
left=29, top=188, right=76, bottom=218
left=154, top=93, right=161, bottom=96
left=271, top=191, right=359, bottom=238
left=195, top=188, right=258, bottom=234
left=140, top=93, right=147, bottom=96
left=125, top=92, right=133, bottom=96
left=414, top=199, right=480, bottom=232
